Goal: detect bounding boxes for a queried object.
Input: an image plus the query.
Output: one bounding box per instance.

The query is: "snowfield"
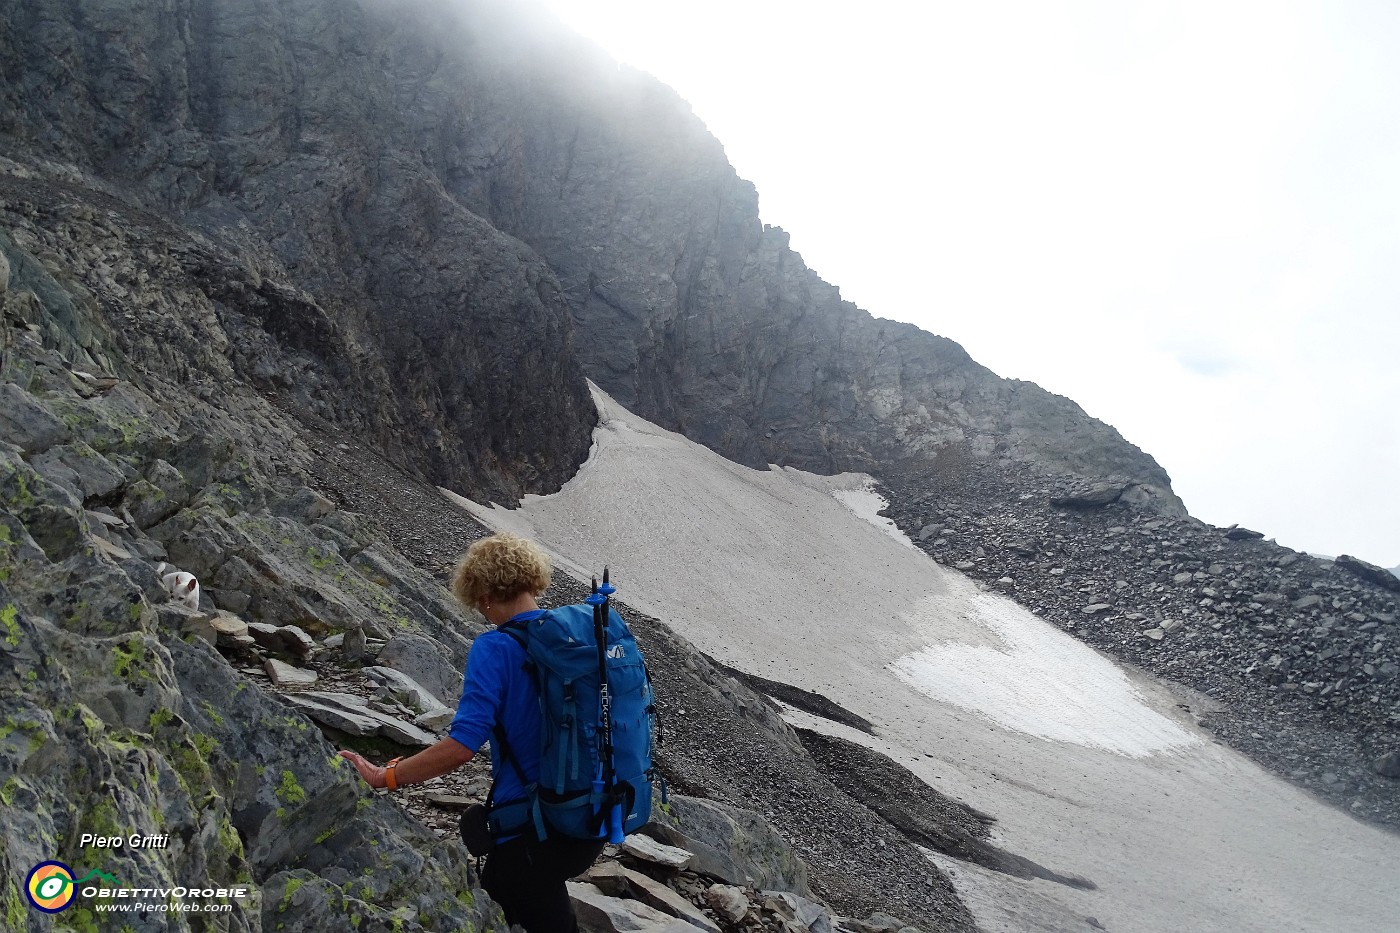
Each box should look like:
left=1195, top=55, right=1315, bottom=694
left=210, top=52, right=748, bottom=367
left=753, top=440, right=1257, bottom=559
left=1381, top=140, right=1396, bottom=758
left=445, top=383, right=1400, bottom=933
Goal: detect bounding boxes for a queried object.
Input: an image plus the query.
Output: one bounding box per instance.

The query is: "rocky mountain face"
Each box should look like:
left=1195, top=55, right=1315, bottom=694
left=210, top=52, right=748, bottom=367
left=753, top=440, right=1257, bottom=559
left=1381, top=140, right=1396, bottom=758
left=4, top=0, right=1392, bottom=929
left=0, top=0, right=598, bottom=505
left=0, top=0, right=1180, bottom=512
left=880, top=460, right=1400, bottom=826
left=0, top=173, right=1008, bottom=931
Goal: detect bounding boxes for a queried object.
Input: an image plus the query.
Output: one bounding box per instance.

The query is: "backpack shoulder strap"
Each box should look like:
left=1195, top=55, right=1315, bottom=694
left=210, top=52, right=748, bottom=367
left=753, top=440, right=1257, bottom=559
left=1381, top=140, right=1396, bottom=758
left=498, top=619, right=529, bottom=652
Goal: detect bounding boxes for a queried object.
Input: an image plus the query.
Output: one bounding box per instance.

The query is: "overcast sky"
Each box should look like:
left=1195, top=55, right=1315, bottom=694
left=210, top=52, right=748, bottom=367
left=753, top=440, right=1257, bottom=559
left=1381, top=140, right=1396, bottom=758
left=539, top=0, right=1399, bottom=567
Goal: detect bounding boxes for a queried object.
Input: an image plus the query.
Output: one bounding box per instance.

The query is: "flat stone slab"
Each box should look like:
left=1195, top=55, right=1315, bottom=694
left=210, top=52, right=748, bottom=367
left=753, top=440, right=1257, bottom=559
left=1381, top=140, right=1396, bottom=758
left=587, top=862, right=720, bottom=932
left=568, top=882, right=697, bottom=933
left=264, top=658, right=317, bottom=687
left=301, top=691, right=372, bottom=709
left=284, top=695, right=380, bottom=736
left=620, top=834, right=693, bottom=870
left=284, top=692, right=436, bottom=747
left=422, top=793, right=477, bottom=810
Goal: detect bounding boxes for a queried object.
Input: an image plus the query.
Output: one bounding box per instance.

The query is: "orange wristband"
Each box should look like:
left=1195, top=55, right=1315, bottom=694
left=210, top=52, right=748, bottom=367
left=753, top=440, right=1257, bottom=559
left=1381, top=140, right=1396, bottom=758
left=384, top=757, right=404, bottom=791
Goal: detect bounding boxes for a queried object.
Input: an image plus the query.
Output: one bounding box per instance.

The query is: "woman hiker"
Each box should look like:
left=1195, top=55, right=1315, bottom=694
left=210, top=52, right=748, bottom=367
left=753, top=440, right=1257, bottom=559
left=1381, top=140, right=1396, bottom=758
left=340, top=532, right=605, bottom=932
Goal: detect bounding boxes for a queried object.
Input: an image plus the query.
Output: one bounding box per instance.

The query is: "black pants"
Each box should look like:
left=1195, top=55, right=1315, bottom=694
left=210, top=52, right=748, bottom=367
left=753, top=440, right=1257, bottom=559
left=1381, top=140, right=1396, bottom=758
left=480, top=834, right=606, bottom=933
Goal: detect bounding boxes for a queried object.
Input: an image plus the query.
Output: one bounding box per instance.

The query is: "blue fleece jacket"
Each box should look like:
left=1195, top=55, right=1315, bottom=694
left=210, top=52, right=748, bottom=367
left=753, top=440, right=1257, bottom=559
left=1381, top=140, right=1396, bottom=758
left=448, top=611, right=545, bottom=809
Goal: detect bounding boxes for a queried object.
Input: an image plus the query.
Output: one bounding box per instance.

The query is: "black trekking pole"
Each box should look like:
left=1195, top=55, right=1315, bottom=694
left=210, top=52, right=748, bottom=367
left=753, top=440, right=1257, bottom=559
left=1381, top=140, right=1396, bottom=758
left=586, top=568, right=625, bottom=843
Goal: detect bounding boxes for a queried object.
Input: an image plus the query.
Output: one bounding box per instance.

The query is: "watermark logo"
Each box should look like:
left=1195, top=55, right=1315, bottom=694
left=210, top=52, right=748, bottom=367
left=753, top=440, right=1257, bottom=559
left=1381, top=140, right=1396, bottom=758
left=23, top=859, right=244, bottom=916
left=25, top=862, right=75, bottom=913
left=25, top=862, right=120, bottom=913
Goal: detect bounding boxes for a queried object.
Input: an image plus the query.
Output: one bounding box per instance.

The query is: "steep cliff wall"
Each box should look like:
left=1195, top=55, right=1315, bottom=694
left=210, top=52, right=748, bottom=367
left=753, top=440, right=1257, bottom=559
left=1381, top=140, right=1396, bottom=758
left=0, top=0, right=596, bottom=503
left=0, top=0, right=1181, bottom=509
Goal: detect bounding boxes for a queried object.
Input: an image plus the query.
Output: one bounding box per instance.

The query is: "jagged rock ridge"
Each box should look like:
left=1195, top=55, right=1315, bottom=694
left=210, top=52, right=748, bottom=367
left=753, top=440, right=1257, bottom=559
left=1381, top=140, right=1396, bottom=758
left=0, top=0, right=1179, bottom=509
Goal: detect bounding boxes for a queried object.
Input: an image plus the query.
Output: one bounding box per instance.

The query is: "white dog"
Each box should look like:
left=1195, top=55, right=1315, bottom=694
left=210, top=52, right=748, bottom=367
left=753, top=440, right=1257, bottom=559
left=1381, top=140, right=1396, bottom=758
left=157, top=562, right=201, bottom=610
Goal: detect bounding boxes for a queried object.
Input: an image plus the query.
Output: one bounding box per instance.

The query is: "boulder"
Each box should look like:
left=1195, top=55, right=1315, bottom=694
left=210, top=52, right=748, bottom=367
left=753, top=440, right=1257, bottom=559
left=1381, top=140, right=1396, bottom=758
left=272, top=487, right=337, bottom=522
left=415, top=708, right=454, bottom=731
left=1374, top=751, right=1400, bottom=779
left=856, top=913, right=909, bottom=933
left=1224, top=525, right=1266, bottom=541
left=247, top=622, right=316, bottom=661
left=1050, top=484, right=1125, bottom=508
left=376, top=633, right=463, bottom=706
left=363, top=665, right=454, bottom=719
left=764, top=891, right=834, bottom=933
left=208, top=610, right=250, bottom=647
left=283, top=693, right=382, bottom=737
left=90, top=535, right=133, bottom=562
left=644, top=794, right=810, bottom=895
left=1334, top=555, right=1400, bottom=593
left=342, top=624, right=368, bottom=663
left=703, top=884, right=750, bottom=924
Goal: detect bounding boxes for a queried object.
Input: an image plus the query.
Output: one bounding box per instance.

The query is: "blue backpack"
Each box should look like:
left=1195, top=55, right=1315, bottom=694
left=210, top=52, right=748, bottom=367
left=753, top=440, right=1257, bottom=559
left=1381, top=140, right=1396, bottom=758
left=486, top=582, right=658, bottom=843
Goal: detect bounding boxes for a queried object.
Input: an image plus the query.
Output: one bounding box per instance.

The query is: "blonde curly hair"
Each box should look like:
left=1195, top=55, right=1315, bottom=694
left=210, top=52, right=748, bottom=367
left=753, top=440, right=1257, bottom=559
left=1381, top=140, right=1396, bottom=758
left=451, top=533, right=552, bottom=609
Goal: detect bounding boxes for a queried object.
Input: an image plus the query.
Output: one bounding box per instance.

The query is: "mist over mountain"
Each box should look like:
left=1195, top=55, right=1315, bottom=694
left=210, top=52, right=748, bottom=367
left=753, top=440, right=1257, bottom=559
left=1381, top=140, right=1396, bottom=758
left=2, top=1, right=1398, bottom=931
left=0, top=0, right=1181, bottom=510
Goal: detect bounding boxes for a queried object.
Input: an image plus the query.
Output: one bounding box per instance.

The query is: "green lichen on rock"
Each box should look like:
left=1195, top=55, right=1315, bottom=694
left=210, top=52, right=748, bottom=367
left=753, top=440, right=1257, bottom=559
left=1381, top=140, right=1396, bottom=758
left=280, top=876, right=305, bottom=912
left=1, top=603, right=19, bottom=647
left=170, top=735, right=215, bottom=794
left=192, top=733, right=216, bottom=758
left=201, top=700, right=225, bottom=727
left=2, top=714, right=49, bottom=753
left=78, top=797, right=125, bottom=866
left=60, top=906, right=100, bottom=933
left=277, top=769, right=307, bottom=807
left=4, top=884, right=25, bottom=930
left=111, top=635, right=146, bottom=679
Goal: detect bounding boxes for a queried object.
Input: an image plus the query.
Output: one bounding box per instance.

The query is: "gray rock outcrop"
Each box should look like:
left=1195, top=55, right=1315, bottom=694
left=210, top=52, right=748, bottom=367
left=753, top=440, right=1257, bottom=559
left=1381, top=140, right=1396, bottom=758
left=1335, top=554, right=1400, bottom=593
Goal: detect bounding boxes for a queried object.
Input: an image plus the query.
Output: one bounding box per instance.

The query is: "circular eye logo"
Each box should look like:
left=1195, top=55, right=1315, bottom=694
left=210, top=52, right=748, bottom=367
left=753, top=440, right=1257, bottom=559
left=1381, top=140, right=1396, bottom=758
left=26, top=861, right=76, bottom=913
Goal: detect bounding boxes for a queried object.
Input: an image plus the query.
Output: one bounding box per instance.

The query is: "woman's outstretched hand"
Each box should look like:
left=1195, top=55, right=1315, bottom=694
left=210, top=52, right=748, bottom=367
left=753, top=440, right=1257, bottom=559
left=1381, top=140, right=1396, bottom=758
left=338, top=749, right=387, bottom=789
